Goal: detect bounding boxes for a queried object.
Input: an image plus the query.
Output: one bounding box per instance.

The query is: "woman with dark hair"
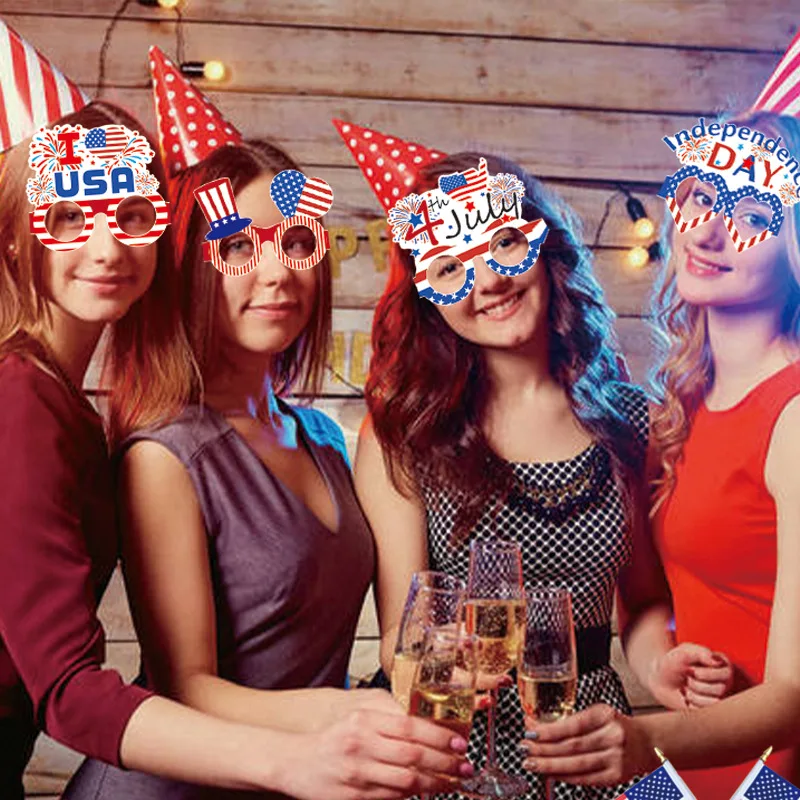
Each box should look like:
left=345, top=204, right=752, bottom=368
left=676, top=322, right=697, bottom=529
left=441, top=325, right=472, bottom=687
left=353, top=147, right=650, bottom=800
left=63, top=138, right=473, bottom=800
left=518, top=111, right=800, bottom=799
left=0, top=98, right=467, bottom=800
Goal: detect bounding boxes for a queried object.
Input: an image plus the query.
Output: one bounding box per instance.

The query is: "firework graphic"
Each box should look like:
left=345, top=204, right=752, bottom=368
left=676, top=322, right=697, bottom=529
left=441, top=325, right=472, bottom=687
left=779, top=183, right=800, bottom=205
left=750, top=143, right=773, bottom=162
left=134, top=171, right=160, bottom=196
left=488, top=173, right=525, bottom=213
left=25, top=173, right=56, bottom=205
left=106, top=133, right=155, bottom=173
left=677, top=135, right=712, bottom=164
left=389, top=194, right=434, bottom=244
left=28, top=126, right=85, bottom=175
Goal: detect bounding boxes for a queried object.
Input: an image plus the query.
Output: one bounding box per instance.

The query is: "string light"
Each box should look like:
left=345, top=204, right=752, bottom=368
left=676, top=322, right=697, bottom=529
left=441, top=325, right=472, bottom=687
left=634, top=216, right=655, bottom=239
left=180, top=60, right=228, bottom=82
left=627, top=245, right=649, bottom=269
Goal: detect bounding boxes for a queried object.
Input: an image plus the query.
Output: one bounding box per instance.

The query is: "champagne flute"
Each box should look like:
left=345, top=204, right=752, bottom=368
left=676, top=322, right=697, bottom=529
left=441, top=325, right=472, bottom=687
left=519, top=587, right=577, bottom=800
left=461, top=539, right=528, bottom=799
left=391, top=572, right=465, bottom=710
left=408, top=626, right=479, bottom=742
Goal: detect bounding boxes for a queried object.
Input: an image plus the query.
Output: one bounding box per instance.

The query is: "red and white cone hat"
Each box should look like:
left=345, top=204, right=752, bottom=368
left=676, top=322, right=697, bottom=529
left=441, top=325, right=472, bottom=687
left=149, top=45, right=243, bottom=178
left=332, top=119, right=446, bottom=212
left=0, top=19, right=89, bottom=153
left=751, top=30, right=800, bottom=116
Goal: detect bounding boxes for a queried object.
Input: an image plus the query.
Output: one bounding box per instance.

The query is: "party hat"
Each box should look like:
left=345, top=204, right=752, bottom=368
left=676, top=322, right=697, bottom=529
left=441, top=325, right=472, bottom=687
left=332, top=118, right=446, bottom=212
left=0, top=20, right=89, bottom=153
left=148, top=45, right=242, bottom=178
left=751, top=31, right=800, bottom=116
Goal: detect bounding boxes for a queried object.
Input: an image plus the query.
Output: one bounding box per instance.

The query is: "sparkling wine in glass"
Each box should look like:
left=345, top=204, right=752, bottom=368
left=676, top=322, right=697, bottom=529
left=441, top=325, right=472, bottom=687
left=519, top=587, right=577, bottom=800
left=391, top=571, right=465, bottom=710
left=408, top=626, right=479, bottom=742
left=461, top=539, right=529, bottom=799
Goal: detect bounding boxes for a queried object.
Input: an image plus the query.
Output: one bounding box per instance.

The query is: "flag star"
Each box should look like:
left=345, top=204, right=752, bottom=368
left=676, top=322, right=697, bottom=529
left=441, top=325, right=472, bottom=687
left=409, top=213, right=423, bottom=226
left=464, top=234, right=472, bottom=243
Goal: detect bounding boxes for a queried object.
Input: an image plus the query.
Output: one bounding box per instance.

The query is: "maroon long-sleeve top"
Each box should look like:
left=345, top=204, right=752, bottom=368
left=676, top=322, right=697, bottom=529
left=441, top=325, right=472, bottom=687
left=0, top=352, right=152, bottom=778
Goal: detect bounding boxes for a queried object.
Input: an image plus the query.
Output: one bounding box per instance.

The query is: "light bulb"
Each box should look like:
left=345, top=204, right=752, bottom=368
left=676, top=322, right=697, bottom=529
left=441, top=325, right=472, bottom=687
left=634, top=217, right=655, bottom=239
left=158, top=0, right=181, bottom=8
left=203, top=60, right=227, bottom=82
left=627, top=246, right=649, bottom=269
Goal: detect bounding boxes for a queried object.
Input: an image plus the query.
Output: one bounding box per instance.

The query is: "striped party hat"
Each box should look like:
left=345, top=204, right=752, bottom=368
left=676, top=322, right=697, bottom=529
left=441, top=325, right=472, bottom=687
left=0, top=20, right=89, bottom=153
left=751, top=31, right=800, bottom=116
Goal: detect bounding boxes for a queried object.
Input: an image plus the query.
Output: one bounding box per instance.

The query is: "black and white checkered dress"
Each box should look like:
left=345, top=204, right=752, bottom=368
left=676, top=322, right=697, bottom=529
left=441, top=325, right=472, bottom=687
left=421, top=384, right=648, bottom=800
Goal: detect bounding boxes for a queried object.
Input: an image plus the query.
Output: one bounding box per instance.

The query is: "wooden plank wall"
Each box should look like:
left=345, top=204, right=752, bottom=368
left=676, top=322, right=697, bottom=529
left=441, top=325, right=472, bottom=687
left=2, top=1, right=795, bottom=795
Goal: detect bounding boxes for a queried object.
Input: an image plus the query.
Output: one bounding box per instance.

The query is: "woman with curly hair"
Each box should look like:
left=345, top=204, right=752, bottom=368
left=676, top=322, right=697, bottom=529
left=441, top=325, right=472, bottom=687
left=355, top=151, right=650, bottom=799
left=521, top=112, right=800, bottom=799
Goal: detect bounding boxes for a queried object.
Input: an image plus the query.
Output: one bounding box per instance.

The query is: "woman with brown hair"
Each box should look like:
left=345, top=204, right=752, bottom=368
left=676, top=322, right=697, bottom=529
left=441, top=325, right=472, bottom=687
left=0, top=97, right=470, bottom=800
left=350, top=135, right=650, bottom=800
left=519, top=110, right=800, bottom=800
left=63, top=137, right=474, bottom=800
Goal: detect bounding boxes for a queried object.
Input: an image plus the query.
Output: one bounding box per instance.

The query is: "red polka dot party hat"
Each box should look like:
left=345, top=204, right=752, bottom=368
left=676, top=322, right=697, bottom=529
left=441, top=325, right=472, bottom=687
left=332, top=119, right=446, bottom=212
left=148, top=45, right=242, bottom=178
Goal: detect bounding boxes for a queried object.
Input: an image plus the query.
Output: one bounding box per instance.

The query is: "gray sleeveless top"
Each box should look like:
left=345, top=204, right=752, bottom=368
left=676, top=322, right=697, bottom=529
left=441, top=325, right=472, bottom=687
left=63, top=402, right=375, bottom=800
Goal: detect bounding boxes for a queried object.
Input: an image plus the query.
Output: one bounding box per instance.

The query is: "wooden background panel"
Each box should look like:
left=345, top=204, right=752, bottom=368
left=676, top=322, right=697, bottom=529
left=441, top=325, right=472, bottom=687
left=43, top=86, right=693, bottom=183
left=4, top=0, right=796, bottom=50
left=1, top=16, right=776, bottom=114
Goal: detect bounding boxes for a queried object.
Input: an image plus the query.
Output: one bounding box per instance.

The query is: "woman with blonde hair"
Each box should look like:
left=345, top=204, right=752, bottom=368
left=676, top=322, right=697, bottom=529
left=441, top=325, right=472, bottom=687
left=520, top=110, right=800, bottom=799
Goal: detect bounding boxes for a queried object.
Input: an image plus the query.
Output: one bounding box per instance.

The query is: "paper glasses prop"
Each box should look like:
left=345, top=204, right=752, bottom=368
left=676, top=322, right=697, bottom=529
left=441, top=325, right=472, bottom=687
left=388, top=158, right=549, bottom=306
left=195, top=170, right=333, bottom=276
left=658, top=118, right=800, bottom=252
left=27, top=124, right=170, bottom=251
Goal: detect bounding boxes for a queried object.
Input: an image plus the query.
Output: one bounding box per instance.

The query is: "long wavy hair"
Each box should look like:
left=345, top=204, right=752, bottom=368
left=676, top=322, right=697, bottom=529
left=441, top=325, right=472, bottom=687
left=649, top=112, right=800, bottom=512
left=108, top=140, right=333, bottom=446
left=0, top=101, right=190, bottom=446
left=367, top=152, right=646, bottom=542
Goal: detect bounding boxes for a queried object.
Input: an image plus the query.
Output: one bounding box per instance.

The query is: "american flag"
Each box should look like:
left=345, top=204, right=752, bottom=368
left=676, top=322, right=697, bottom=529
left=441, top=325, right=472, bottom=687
left=438, top=158, right=488, bottom=202
left=616, top=762, right=695, bottom=800
left=0, top=20, right=88, bottom=153
left=84, top=126, right=130, bottom=161
left=751, top=31, right=800, bottom=117
left=731, top=760, right=800, bottom=800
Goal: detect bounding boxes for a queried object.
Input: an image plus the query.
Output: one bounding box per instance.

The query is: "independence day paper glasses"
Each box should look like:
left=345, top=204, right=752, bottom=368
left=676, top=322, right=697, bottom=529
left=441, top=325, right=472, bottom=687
left=27, top=124, right=170, bottom=250
left=388, top=158, right=549, bottom=306
left=658, top=117, right=800, bottom=252
left=195, top=170, right=333, bottom=276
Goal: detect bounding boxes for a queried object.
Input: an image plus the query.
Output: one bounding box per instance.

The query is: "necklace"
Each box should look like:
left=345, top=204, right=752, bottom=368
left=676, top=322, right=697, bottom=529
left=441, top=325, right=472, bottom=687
left=505, top=445, right=612, bottom=524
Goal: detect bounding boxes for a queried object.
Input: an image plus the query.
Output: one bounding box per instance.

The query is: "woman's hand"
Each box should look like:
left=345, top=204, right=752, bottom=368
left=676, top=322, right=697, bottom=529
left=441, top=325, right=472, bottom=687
left=647, top=643, right=734, bottom=710
left=518, top=704, right=658, bottom=786
left=281, top=708, right=474, bottom=800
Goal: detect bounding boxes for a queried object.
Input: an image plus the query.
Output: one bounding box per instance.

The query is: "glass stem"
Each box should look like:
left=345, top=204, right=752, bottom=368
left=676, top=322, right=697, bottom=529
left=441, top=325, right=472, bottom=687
left=486, top=687, right=498, bottom=770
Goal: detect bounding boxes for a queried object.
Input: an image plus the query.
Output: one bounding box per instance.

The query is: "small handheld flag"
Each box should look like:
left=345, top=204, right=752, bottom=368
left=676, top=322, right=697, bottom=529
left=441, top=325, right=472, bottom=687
left=730, top=751, right=800, bottom=800
left=617, top=757, right=695, bottom=800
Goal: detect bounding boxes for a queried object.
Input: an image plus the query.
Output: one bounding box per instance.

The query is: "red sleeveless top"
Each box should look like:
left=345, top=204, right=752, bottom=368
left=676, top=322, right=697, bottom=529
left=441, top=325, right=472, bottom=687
left=655, top=362, right=800, bottom=800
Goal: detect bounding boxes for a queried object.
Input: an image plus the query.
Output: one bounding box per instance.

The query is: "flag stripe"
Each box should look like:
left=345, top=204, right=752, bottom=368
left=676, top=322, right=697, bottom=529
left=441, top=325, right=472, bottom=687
left=753, top=32, right=800, bottom=113
left=0, top=24, right=14, bottom=150
left=38, top=55, right=61, bottom=129
left=22, top=37, right=47, bottom=138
